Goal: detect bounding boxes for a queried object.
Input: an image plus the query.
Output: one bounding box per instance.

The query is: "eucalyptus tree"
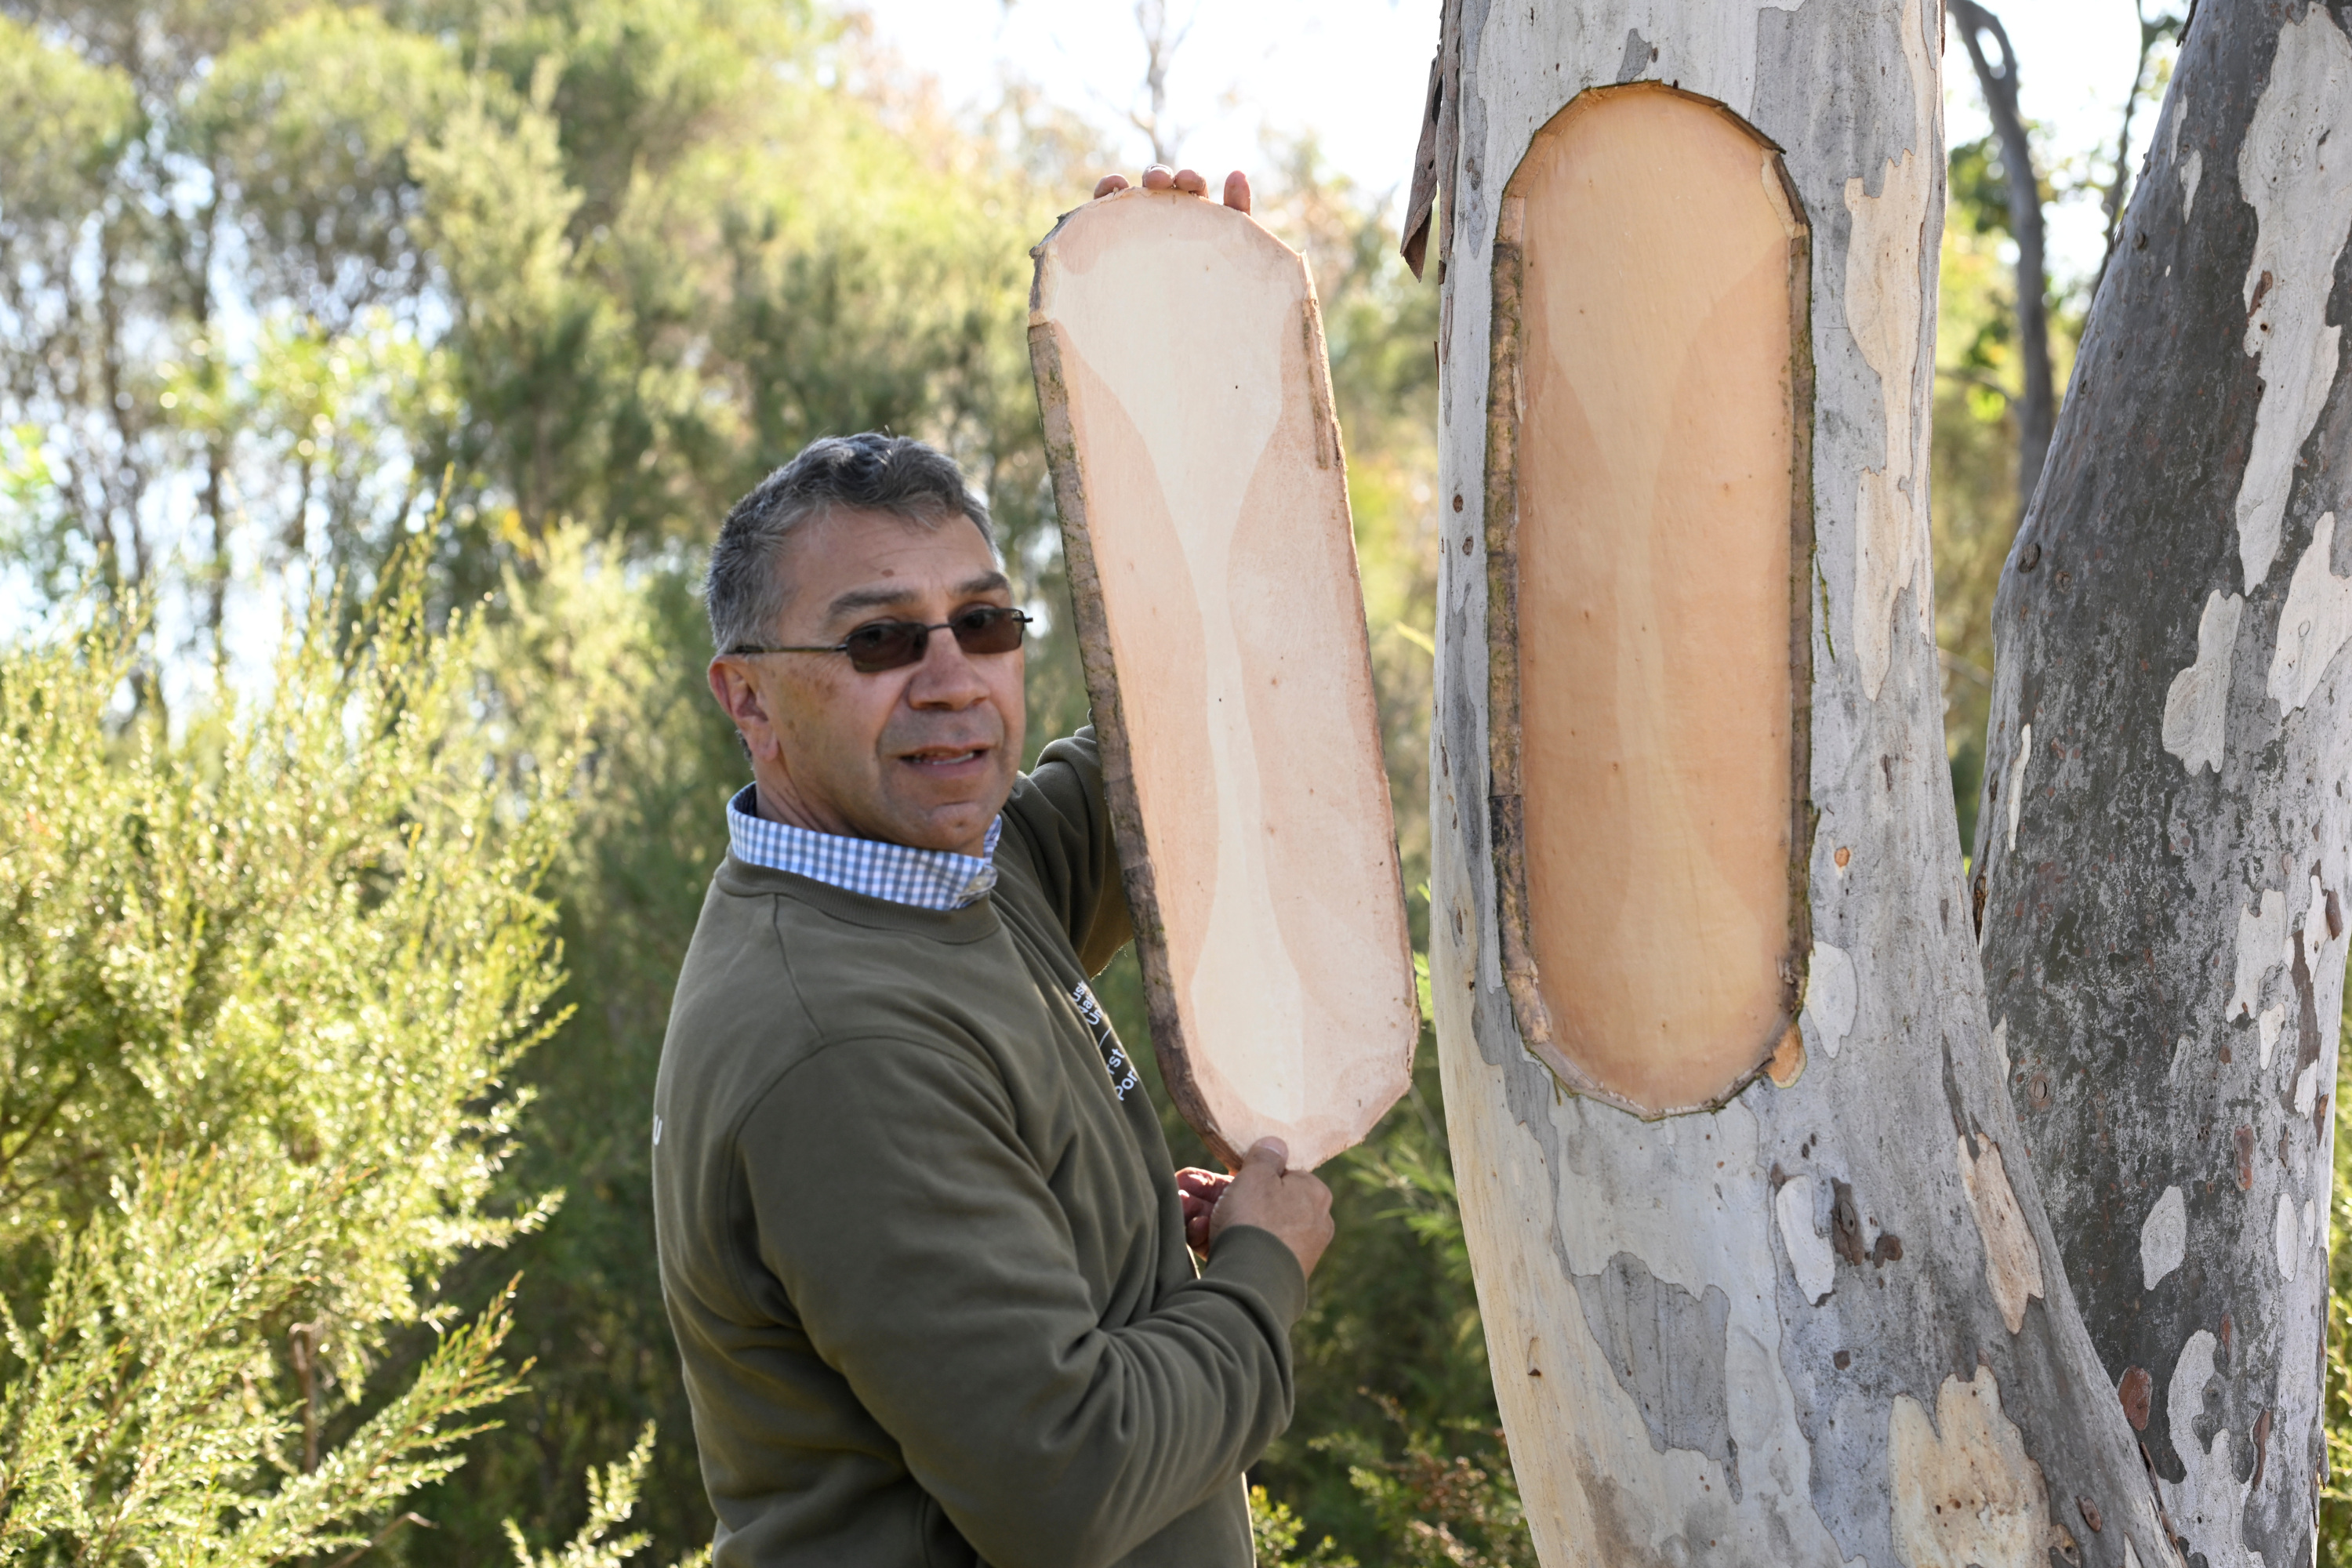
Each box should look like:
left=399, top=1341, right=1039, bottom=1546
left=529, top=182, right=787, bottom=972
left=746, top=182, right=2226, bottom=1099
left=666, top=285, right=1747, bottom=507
left=1975, top=5, right=2352, bottom=1560
left=1406, top=0, right=2347, bottom=1561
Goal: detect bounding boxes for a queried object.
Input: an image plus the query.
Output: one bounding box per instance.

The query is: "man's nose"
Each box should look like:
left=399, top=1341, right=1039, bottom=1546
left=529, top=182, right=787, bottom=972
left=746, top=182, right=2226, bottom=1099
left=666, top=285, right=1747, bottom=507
left=904, top=625, right=992, bottom=706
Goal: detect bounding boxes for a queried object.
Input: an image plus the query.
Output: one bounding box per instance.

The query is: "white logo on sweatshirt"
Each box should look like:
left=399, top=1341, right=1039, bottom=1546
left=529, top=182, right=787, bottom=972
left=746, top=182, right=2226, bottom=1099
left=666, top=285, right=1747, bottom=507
left=1072, top=981, right=1137, bottom=1101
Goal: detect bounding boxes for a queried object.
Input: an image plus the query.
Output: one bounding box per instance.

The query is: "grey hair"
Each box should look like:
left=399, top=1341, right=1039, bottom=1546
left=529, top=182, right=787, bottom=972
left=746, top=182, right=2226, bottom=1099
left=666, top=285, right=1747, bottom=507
left=705, top=433, right=995, bottom=653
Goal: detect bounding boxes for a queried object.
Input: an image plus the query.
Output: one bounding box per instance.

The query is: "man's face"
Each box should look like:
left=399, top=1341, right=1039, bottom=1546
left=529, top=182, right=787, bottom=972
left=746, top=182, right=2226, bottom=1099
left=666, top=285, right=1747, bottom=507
left=707, top=507, right=1026, bottom=856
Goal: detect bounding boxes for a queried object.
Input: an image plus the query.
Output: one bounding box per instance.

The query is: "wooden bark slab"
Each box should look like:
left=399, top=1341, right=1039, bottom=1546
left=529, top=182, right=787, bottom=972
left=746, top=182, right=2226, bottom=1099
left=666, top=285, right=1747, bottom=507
left=1488, top=82, right=1812, bottom=1116
left=1028, top=187, right=1418, bottom=1171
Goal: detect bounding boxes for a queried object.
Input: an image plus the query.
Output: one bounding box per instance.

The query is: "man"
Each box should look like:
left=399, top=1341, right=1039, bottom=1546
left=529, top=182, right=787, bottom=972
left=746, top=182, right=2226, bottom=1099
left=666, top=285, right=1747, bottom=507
left=652, top=165, right=1335, bottom=1568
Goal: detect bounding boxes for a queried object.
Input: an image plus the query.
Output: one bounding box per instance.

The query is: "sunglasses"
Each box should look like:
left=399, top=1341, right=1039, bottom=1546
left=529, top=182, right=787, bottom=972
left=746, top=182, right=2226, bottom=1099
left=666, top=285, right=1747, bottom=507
left=729, top=604, right=1033, bottom=673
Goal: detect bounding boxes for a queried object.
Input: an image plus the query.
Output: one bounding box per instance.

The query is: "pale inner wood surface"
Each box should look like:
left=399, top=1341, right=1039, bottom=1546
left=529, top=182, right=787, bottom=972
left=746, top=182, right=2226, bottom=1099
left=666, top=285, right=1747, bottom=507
left=1035, top=190, right=1416, bottom=1166
left=1512, top=86, right=1802, bottom=1112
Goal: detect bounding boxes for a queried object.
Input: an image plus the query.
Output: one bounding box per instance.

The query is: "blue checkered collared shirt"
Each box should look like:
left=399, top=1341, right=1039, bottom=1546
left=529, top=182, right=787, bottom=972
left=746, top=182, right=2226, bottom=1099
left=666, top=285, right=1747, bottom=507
left=725, top=786, right=1002, bottom=910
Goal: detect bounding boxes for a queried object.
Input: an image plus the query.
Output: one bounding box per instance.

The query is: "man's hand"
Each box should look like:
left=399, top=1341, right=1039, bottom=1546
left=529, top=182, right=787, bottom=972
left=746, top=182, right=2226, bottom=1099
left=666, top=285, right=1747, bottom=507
left=1207, top=1138, right=1334, bottom=1279
left=1176, top=1167, right=1230, bottom=1254
left=1092, top=165, right=1252, bottom=213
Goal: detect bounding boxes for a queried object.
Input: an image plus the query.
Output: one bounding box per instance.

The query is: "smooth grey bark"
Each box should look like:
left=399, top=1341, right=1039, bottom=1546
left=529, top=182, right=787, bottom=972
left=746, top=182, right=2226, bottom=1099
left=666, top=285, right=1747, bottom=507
left=1421, top=0, right=2174, bottom=1559
left=1950, top=0, right=2057, bottom=517
left=1972, top=3, right=2352, bottom=1560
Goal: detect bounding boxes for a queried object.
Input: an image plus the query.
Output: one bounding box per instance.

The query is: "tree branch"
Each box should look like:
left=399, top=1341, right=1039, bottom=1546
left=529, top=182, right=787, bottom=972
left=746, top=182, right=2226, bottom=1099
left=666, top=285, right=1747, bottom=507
left=2092, top=3, right=2187, bottom=303
left=1948, top=0, right=2055, bottom=521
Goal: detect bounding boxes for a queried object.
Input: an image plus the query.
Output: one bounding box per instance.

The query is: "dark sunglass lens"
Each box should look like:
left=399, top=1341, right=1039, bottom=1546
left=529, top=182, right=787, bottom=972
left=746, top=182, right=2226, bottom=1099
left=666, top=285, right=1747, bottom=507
left=843, top=622, right=927, bottom=673
left=951, top=606, right=1026, bottom=655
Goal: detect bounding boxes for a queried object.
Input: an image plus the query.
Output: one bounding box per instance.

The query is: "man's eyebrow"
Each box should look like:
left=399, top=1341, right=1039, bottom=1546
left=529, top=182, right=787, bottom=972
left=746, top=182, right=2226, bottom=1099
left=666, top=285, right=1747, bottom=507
left=823, top=572, right=1011, bottom=620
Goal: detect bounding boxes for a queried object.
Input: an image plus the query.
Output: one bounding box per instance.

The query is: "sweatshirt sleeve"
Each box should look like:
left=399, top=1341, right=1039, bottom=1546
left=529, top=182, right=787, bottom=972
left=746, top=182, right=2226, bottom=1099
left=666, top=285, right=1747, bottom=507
left=742, top=1035, right=1302, bottom=1568
left=1011, top=728, right=1134, bottom=975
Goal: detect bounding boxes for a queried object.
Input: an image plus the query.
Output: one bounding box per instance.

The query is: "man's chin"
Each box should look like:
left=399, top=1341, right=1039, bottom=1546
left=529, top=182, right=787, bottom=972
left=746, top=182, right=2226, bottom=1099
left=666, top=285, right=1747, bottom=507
left=880, top=785, right=1014, bottom=855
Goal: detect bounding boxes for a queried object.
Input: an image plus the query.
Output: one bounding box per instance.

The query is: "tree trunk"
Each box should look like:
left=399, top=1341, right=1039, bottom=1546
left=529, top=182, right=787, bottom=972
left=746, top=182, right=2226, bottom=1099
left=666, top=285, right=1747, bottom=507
left=1949, top=0, right=2057, bottom=519
left=1973, top=6, right=2352, bottom=1559
left=1425, top=0, right=2173, bottom=1559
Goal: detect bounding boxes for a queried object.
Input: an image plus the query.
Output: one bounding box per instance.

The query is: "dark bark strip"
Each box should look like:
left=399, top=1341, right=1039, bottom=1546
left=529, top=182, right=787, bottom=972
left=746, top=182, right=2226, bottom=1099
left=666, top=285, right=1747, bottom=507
left=1399, top=0, right=1465, bottom=282
left=1973, top=5, right=2352, bottom=1559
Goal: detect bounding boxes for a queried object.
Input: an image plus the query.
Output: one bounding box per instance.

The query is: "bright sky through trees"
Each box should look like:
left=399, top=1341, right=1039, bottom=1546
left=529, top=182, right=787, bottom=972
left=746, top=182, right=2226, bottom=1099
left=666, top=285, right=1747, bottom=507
left=855, top=0, right=2163, bottom=285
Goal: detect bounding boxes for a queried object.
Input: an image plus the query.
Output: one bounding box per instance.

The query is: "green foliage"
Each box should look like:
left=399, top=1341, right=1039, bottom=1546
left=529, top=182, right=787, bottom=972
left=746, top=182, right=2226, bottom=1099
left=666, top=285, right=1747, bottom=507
left=0, top=561, right=568, bottom=1562
left=1314, top=1399, right=1532, bottom=1568
left=195, top=6, right=477, bottom=321
left=0, top=15, right=139, bottom=227
left=0, top=0, right=1505, bottom=1560
left=2322, top=979, right=2352, bottom=1558
left=404, top=529, right=736, bottom=1555
left=1250, top=1486, right=1355, bottom=1568
left=500, top=1424, right=709, bottom=1568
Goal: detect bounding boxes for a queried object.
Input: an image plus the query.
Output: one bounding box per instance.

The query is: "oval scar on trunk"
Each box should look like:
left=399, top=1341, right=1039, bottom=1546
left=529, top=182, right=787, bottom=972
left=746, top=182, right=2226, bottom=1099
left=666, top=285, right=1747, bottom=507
left=1484, top=82, right=1813, bottom=1116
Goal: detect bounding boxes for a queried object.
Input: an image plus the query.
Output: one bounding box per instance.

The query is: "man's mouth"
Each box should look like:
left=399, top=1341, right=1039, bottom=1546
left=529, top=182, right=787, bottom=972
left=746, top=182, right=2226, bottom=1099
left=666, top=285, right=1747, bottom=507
left=902, top=745, right=992, bottom=770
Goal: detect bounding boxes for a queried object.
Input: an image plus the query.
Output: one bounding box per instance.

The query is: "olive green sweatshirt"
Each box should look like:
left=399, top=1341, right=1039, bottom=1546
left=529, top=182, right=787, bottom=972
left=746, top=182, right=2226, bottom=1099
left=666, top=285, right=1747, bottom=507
left=652, top=731, right=1306, bottom=1567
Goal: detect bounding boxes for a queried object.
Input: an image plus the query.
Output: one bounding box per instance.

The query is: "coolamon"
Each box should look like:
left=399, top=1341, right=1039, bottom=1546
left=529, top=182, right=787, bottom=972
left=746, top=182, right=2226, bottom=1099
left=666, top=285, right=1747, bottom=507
left=1489, top=83, right=1813, bottom=1116
left=1028, top=188, right=1419, bottom=1170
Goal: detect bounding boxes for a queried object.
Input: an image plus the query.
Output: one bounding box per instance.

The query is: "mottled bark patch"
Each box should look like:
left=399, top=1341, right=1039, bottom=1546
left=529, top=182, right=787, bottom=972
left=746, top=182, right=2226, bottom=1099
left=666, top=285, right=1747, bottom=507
left=2140, top=1185, right=2187, bottom=1290
left=2159, top=1330, right=2258, bottom=1566
left=2119, top=1365, right=2153, bottom=1430
left=2160, top=590, right=2241, bottom=772
left=1776, top=1174, right=1835, bottom=1305
left=1955, top=1134, right=2046, bottom=1334
left=2232, top=11, right=2352, bottom=590
left=1573, top=1251, right=1736, bottom=1494
left=1887, top=1367, right=2052, bottom=1568
left=1839, top=0, right=1935, bottom=703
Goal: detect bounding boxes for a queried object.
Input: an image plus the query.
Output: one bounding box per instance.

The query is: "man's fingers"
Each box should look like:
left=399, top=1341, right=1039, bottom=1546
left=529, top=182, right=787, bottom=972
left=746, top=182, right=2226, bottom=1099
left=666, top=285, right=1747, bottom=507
left=1104, top=167, right=1248, bottom=209
left=1243, top=1137, right=1290, bottom=1176
left=1175, top=1167, right=1230, bottom=1191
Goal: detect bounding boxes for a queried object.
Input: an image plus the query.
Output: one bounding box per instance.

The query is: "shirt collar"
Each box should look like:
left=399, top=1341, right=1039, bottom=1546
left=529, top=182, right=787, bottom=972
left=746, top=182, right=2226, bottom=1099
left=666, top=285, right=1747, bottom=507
left=725, top=786, right=1001, bottom=910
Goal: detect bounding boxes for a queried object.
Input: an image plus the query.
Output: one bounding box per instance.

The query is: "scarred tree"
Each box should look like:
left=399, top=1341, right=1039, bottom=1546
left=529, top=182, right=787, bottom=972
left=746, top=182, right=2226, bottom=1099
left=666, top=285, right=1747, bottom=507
left=1399, top=0, right=2343, bottom=1559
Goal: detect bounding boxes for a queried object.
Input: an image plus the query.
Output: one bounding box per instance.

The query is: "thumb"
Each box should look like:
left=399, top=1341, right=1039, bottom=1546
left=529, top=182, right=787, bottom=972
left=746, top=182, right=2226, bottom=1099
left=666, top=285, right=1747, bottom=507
left=1242, top=1137, right=1290, bottom=1177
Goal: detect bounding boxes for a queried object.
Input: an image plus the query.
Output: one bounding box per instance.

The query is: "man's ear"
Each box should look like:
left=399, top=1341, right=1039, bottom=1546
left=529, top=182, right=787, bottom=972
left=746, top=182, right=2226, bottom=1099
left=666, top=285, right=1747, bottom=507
left=708, top=657, right=776, bottom=761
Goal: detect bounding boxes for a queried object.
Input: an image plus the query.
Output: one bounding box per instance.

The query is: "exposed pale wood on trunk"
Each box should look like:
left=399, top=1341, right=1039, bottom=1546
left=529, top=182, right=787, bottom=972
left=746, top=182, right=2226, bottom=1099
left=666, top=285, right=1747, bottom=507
left=1427, top=0, right=2176, bottom=1559
left=1486, top=82, right=1811, bottom=1116
left=1029, top=188, right=1420, bottom=1171
left=1973, top=7, right=2352, bottom=1559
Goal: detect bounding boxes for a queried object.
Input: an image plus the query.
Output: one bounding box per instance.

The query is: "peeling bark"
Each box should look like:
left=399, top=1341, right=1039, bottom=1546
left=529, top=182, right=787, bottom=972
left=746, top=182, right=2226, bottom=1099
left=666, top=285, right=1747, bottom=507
left=1973, top=6, right=2352, bottom=1562
left=1427, top=0, right=2173, bottom=1560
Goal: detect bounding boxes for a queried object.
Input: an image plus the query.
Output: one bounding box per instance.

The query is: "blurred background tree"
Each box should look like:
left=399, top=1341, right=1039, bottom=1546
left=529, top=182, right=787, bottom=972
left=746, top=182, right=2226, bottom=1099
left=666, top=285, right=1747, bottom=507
left=1932, top=3, right=2181, bottom=856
